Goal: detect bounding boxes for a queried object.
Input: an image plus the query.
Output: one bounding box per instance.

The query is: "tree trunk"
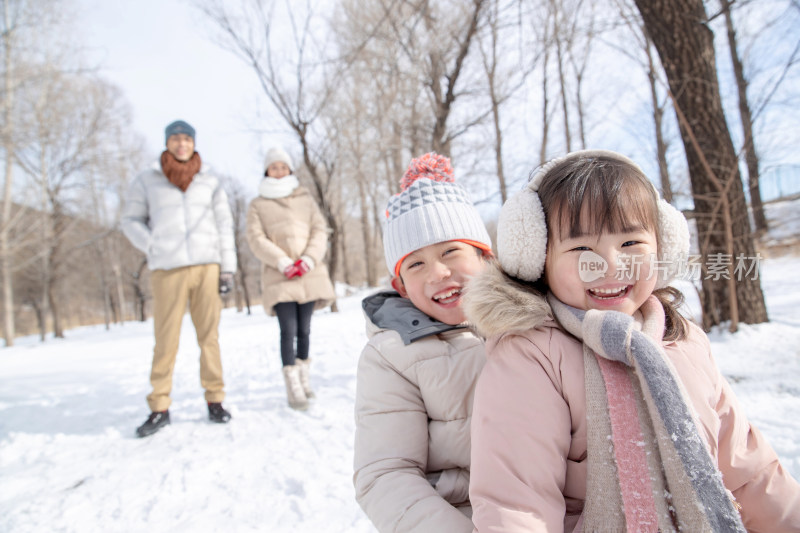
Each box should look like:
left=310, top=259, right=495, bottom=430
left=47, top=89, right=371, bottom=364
left=574, top=69, right=586, bottom=150
left=357, top=174, right=376, bottom=286
left=555, top=35, right=571, bottom=152
left=2, top=0, right=16, bottom=347
left=113, top=262, right=126, bottom=324
left=99, top=253, right=111, bottom=331
left=645, top=38, right=673, bottom=202
left=722, top=1, right=768, bottom=234
left=539, top=47, right=551, bottom=165
left=40, top=167, right=51, bottom=340
left=48, top=282, right=63, bottom=338
left=634, top=0, right=768, bottom=329
left=102, top=278, right=112, bottom=331
left=551, top=0, right=572, bottom=153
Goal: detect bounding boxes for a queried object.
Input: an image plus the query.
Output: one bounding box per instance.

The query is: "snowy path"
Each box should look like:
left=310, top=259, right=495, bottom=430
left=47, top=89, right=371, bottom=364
left=2, top=257, right=800, bottom=532
left=0, top=291, right=377, bottom=532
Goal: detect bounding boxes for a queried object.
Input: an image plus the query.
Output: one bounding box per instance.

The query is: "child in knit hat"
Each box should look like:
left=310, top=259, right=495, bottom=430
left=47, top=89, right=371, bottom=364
left=245, top=145, right=336, bottom=411
left=463, top=150, right=800, bottom=532
left=353, top=153, right=492, bottom=532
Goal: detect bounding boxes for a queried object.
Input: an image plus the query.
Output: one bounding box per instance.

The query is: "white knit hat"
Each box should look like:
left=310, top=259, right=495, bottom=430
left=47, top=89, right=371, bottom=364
left=383, top=153, right=492, bottom=276
left=263, top=146, right=294, bottom=174
left=497, top=149, right=690, bottom=288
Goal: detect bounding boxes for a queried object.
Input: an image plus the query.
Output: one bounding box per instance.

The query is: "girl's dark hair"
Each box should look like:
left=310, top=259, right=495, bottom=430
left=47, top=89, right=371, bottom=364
left=654, top=286, right=687, bottom=342
left=536, top=154, right=688, bottom=341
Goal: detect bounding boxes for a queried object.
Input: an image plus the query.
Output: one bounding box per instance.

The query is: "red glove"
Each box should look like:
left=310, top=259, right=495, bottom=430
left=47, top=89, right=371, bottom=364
left=293, top=259, right=310, bottom=276
left=283, top=264, right=302, bottom=279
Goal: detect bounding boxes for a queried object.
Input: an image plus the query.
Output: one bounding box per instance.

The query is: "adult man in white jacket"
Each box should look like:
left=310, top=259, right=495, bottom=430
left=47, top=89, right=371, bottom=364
left=121, top=120, right=237, bottom=438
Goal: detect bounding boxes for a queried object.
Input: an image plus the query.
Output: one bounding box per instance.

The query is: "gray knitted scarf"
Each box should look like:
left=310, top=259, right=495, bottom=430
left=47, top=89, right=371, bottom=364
left=548, top=294, right=745, bottom=533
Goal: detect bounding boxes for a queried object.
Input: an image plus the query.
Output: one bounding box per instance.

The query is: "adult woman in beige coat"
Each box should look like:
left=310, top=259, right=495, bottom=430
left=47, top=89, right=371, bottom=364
left=245, top=147, right=335, bottom=410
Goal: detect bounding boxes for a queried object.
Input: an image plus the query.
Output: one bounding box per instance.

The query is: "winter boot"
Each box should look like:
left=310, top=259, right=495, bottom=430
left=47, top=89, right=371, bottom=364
left=282, top=365, right=309, bottom=410
left=296, top=358, right=315, bottom=399
left=136, top=410, right=170, bottom=438
left=208, top=402, right=232, bottom=423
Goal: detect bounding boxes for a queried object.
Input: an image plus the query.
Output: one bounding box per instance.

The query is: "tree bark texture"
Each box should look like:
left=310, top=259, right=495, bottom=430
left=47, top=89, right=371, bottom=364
left=634, top=0, right=768, bottom=327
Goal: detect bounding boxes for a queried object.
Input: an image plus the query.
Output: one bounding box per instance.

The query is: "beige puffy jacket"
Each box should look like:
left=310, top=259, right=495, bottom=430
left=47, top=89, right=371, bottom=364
left=245, top=185, right=335, bottom=316
left=463, top=262, right=800, bottom=533
left=354, top=291, right=486, bottom=532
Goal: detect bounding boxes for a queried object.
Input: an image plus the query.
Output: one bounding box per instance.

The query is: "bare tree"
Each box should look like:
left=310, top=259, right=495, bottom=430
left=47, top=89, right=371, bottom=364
left=14, top=72, right=134, bottom=338
left=610, top=0, right=675, bottom=201
left=426, top=0, right=488, bottom=156
left=476, top=0, right=539, bottom=203
left=551, top=0, right=573, bottom=151
left=538, top=10, right=553, bottom=165
left=370, top=0, right=490, bottom=157
left=0, top=0, right=52, bottom=344
left=567, top=2, right=596, bottom=150
left=634, top=0, right=768, bottom=330
left=718, top=0, right=767, bottom=233
left=85, top=116, right=146, bottom=329
left=0, top=0, right=17, bottom=345
left=645, top=36, right=674, bottom=202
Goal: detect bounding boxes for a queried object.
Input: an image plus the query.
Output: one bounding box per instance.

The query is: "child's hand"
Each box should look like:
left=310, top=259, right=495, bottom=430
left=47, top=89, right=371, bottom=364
left=283, top=264, right=302, bottom=279
left=293, top=258, right=311, bottom=277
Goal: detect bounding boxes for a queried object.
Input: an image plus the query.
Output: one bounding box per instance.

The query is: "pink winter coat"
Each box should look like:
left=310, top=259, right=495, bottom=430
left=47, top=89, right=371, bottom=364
left=463, top=262, right=800, bottom=533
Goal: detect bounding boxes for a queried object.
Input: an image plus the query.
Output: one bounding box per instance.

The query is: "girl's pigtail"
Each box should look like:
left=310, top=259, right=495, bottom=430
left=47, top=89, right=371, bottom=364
left=654, top=286, right=688, bottom=341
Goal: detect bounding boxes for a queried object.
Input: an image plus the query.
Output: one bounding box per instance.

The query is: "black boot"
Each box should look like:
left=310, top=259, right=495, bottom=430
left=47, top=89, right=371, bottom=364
left=208, top=402, right=231, bottom=423
left=136, top=410, right=170, bottom=438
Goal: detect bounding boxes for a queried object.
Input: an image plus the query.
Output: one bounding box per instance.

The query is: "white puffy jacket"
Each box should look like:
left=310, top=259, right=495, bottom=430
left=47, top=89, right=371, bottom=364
left=121, top=162, right=237, bottom=273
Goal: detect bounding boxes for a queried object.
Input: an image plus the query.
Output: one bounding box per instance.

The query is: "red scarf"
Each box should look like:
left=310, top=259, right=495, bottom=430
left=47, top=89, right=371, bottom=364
left=160, top=150, right=202, bottom=192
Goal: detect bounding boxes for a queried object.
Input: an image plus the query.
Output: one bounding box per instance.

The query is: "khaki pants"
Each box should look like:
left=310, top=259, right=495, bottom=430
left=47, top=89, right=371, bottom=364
left=147, top=264, right=225, bottom=412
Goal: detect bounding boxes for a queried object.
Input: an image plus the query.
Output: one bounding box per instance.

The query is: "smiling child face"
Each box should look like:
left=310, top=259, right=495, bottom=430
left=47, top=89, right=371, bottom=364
left=392, top=241, right=485, bottom=325
left=544, top=204, right=659, bottom=316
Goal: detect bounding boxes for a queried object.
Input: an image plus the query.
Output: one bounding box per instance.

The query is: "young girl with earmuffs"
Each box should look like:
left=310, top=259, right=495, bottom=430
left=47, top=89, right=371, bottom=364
left=464, top=150, right=800, bottom=532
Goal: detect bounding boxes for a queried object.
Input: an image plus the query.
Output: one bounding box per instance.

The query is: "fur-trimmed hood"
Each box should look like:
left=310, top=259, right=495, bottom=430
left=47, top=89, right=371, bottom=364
left=463, top=260, right=553, bottom=339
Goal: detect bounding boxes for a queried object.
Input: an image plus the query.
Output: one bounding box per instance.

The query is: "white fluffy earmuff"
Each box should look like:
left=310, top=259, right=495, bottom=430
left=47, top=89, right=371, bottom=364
left=654, top=197, right=691, bottom=289
left=496, top=150, right=690, bottom=289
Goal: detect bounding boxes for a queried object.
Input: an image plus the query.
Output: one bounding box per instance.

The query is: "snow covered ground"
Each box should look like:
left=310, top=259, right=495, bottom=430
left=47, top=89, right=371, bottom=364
left=1, top=256, right=800, bottom=533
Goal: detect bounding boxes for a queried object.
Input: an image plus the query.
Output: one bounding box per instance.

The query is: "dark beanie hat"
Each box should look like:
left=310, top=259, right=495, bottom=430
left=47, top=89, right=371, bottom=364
left=165, top=120, right=195, bottom=144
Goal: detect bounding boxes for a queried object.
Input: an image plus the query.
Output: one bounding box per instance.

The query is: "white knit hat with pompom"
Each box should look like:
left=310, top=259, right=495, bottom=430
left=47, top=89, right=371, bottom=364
left=383, top=152, right=492, bottom=276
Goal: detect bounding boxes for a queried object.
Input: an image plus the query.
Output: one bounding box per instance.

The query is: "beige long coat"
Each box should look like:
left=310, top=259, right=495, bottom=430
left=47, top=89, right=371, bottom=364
left=463, top=262, right=800, bottom=532
left=245, top=186, right=335, bottom=316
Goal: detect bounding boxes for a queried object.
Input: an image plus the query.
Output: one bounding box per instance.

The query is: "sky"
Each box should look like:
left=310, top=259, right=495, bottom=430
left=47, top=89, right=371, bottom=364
left=1, top=246, right=800, bottom=531
left=71, top=0, right=800, bottom=210
left=76, top=0, right=282, bottom=194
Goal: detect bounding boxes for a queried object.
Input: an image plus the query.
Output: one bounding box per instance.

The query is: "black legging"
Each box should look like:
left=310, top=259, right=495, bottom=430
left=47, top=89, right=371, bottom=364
left=274, top=301, right=316, bottom=367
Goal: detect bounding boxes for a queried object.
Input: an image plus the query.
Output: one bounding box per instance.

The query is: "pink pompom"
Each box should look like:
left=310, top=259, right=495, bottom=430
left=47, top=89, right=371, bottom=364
left=400, top=152, right=454, bottom=191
